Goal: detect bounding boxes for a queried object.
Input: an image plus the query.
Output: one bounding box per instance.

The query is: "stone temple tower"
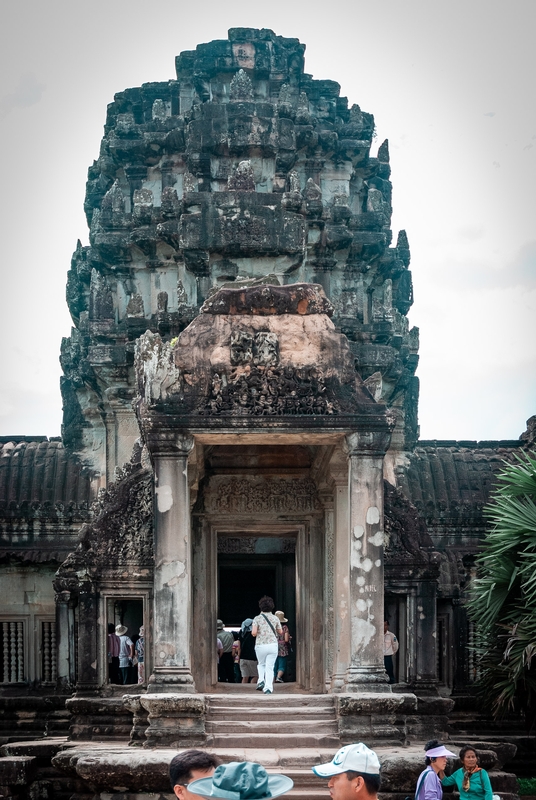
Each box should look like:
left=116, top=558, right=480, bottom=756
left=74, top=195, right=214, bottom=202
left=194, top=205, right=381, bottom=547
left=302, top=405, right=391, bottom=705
left=61, top=26, right=418, bottom=492
left=2, top=29, right=532, bottom=773
left=53, top=26, right=444, bottom=733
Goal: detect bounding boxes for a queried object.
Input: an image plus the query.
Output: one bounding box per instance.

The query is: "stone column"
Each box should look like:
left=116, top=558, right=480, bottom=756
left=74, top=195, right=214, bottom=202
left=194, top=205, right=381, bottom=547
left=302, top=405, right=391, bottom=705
left=344, top=430, right=391, bottom=691
left=149, top=433, right=196, bottom=691
left=328, top=459, right=351, bottom=692
left=76, top=578, right=99, bottom=694
left=55, top=587, right=76, bottom=691
left=414, top=579, right=438, bottom=691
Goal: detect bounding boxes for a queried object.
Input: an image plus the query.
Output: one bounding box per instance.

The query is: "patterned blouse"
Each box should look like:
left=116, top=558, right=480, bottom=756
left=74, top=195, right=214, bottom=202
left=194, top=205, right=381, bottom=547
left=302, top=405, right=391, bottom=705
left=277, top=625, right=290, bottom=657
left=252, top=613, right=282, bottom=645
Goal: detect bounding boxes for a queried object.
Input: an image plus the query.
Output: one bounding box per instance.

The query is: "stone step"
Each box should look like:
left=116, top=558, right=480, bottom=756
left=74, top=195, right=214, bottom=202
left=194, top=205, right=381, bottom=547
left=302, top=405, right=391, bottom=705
left=206, top=719, right=338, bottom=734
left=207, top=732, right=340, bottom=748
left=207, top=694, right=335, bottom=708
left=209, top=708, right=335, bottom=720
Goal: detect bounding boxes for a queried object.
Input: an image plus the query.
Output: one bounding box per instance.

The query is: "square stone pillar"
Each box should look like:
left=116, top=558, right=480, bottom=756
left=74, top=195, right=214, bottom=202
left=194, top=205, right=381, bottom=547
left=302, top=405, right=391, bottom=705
left=149, top=433, right=196, bottom=691
left=343, top=430, right=391, bottom=691
left=54, top=586, right=76, bottom=691
left=328, top=462, right=351, bottom=692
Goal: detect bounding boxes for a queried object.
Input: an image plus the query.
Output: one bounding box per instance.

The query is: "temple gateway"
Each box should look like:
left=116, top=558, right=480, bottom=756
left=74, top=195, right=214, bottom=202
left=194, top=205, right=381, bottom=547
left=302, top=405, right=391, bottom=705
left=0, top=28, right=533, bottom=782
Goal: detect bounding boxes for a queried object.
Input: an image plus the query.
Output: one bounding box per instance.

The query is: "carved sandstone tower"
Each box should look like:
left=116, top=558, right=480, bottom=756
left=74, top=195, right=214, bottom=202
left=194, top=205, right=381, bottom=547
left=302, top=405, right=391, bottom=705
left=61, top=27, right=418, bottom=490
left=54, top=28, right=439, bottom=718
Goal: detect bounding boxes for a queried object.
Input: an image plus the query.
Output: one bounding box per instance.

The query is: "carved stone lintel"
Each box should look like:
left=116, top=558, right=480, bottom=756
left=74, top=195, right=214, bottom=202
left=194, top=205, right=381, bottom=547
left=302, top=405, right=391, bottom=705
left=207, top=477, right=320, bottom=514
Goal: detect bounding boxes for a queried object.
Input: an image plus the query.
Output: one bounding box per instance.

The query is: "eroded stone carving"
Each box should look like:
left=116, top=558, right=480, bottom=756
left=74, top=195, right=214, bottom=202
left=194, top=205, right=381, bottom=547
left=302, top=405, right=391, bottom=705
left=227, top=160, right=255, bottom=191
left=229, top=68, right=254, bottom=101
left=135, top=331, right=182, bottom=403
left=218, top=537, right=296, bottom=553
left=201, top=365, right=338, bottom=416
left=207, top=478, right=320, bottom=513
left=230, top=331, right=279, bottom=367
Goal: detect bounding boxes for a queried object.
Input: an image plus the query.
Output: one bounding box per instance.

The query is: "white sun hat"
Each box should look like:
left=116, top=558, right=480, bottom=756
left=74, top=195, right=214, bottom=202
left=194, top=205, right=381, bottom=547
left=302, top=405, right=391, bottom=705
left=312, top=743, right=381, bottom=777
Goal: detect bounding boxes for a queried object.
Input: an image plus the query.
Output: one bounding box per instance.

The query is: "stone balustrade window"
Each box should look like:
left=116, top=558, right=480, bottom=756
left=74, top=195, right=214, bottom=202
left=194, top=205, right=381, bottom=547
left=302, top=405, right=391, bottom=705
left=41, top=620, right=57, bottom=683
left=0, top=621, right=25, bottom=683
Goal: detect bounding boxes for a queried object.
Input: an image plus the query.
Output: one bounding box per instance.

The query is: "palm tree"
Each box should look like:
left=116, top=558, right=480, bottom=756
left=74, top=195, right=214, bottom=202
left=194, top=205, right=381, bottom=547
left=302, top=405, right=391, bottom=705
left=468, top=450, right=536, bottom=728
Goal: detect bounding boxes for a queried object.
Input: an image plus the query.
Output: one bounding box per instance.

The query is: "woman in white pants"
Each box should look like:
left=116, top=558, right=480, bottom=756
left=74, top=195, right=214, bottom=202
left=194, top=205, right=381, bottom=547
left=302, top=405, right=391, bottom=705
left=252, top=595, right=282, bottom=694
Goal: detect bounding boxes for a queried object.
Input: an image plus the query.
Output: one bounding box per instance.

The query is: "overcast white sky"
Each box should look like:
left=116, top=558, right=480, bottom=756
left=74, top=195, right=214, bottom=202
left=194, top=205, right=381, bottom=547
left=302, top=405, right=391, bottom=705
left=0, top=0, right=534, bottom=441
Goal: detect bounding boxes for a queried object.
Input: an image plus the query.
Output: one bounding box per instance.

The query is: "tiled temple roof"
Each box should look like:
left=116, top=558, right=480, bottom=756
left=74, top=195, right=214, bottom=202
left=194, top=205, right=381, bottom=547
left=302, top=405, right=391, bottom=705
left=0, top=438, right=93, bottom=510
left=0, top=438, right=94, bottom=563
left=400, top=439, right=523, bottom=516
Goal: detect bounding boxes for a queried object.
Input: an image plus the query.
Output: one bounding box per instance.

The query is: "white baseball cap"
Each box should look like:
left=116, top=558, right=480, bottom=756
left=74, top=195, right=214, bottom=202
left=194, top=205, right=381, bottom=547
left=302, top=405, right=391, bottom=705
left=312, top=744, right=381, bottom=777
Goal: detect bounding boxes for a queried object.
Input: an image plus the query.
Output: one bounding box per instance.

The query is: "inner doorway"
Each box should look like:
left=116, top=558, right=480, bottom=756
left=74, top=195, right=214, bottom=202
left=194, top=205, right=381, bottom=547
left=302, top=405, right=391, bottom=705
left=217, top=539, right=297, bottom=683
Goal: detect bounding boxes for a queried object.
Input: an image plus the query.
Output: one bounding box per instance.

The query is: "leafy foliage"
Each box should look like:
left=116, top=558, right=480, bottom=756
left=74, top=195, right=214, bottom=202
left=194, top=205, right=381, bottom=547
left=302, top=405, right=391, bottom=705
left=468, top=450, right=536, bottom=726
left=518, top=778, right=536, bottom=795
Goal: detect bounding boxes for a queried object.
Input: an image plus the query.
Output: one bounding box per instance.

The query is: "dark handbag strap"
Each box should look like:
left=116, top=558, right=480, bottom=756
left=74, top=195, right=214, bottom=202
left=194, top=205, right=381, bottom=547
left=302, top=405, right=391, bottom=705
left=261, top=613, right=278, bottom=640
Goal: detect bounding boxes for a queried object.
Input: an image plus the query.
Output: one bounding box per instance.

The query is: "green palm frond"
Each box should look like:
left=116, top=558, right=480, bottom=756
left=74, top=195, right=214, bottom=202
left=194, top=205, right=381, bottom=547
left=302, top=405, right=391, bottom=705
left=467, top=450, right=536, bottom=722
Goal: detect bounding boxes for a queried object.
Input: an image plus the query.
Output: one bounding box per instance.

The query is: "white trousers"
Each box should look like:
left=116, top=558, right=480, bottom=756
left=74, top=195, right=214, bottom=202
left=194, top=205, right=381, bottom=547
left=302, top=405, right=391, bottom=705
left=255, top=643, right=278, bottom=692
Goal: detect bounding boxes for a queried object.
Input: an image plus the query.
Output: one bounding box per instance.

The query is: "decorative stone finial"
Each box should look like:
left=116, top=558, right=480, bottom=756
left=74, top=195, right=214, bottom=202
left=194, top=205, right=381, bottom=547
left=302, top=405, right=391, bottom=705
left=101, top=180, right=125, bottom=213
left=378, top=139, right=390, bottom=163
left=228, top=160, right=255, bottom=191
left=296, top=92, right=311, bottom=124
left=302, top=178, right=323, bottom=218
left=230, top=68, right=254, bottom=101
left=183, top=172, right=198, bottom=193
left=152, top=99, right=167, bottom=120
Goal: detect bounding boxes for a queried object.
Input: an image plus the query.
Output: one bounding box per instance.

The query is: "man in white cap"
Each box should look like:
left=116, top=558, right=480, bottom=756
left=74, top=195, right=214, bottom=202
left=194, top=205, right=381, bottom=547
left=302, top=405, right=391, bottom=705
left=312, top=743, right=381, bottom=800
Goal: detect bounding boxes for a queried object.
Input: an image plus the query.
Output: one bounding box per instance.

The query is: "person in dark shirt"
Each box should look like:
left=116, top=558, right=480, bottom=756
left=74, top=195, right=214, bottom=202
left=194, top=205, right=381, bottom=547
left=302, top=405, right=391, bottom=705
left=238, top=618, right=258, bottom=684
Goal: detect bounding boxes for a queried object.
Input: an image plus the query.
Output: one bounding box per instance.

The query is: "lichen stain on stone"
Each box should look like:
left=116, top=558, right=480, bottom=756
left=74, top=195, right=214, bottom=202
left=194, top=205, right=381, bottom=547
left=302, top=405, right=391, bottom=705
left=155, top=484, right=173, bottom=513
left=367, top=530, right=384, bottom=547
left=354, top=615, right=376, bottom=649
left=366, top=506, right=380, bottom=525
left=353, top=525, right=364, bottom=538
left=161, top=561, right=186, bottom=587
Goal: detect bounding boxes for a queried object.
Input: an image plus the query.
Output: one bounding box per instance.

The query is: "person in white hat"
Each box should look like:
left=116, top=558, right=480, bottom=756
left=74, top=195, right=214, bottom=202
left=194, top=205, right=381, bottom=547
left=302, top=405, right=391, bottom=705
left=415, top=740, right=456, bottom=800
left=115, top=624, right=134, bottom=685
left=311, top=743, right=381, bottom=800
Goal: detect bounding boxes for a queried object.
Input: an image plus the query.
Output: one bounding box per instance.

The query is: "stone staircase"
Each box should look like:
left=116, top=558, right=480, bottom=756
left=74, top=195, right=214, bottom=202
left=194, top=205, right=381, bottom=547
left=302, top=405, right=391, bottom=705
left=206, top=693, right=340, bottom=749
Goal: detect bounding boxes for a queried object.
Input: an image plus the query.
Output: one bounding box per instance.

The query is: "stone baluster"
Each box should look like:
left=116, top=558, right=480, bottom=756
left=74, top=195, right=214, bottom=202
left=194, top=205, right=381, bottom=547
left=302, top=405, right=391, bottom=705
left=149, top=433, right=196, bottom=691
left=344, top=430, right=391, bottom=691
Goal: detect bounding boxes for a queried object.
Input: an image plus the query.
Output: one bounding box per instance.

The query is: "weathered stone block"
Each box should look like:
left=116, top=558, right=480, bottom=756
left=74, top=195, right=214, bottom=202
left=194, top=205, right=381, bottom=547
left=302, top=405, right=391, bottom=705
left=0, top=756, right=36, bottom=786
left=140, top=694, right=206, bottom=748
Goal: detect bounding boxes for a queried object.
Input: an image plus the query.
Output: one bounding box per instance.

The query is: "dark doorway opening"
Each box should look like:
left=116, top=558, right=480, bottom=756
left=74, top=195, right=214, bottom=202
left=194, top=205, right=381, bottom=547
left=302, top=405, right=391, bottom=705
left=219, top=566, right=277, bottom=626
left=106, top=597, right=144, bottom=686
left=218, top=548, right=297, bottom=683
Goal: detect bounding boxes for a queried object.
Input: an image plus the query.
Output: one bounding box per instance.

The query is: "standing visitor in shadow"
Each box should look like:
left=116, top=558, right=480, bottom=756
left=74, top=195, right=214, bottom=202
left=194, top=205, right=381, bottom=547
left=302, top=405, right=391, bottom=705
left=238, top=618, right=258, bottom=684
left=274, top=610, right=291, bottom=683
left=107, top=623, right=120, bottom=684
left=217, top=619, right=235, bottom=682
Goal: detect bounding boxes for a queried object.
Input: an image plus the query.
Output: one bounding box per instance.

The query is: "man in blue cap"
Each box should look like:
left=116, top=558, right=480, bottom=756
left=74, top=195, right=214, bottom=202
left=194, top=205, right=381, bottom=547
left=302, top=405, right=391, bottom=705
left=312, top=743, right=381, bottom=800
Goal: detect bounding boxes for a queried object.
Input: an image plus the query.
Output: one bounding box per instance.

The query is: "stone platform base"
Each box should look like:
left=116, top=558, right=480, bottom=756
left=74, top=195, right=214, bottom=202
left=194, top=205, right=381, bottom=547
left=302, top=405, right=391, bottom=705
left=0, top=737, right=520, bottom=800
left=67, top=690, right=455, bottom=748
